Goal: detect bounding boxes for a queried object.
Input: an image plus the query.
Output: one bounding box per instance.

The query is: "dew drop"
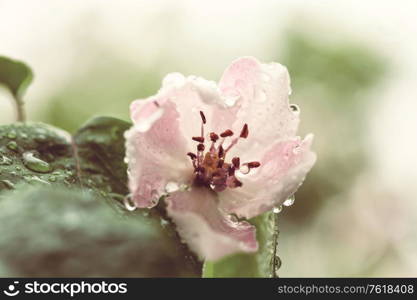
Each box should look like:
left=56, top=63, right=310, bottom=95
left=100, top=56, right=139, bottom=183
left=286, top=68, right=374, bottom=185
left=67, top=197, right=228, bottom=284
left=273, top=205, right=283, bottom=214
left=223, top=94, right=240, bottom=107
left=135, top=108, right=163, bottom=132
left=22, top=152, right=52, bottom=173
left=272, top=255, right=282, bottom=276
left=150, top=189, right=159, bottom=205
left=6, top=141, right=18, bottom=151
left=238, top=164, right=250, bottom=175
left=0, top=179, right=15, bottom=189
left=160, top=219, right=169, bottom=227
left=7, top=130, right=17, bottom=139
left=283, top=195, right=295, bottom=207
left=289, top=104, right=300, bottom=114
left=123, top=194, right=137, bottom=211
left=0, top=155, right=12, bottom=165
left=165, top=181, right=179, bottom=193
left=227, top=214, right=239, bottom=223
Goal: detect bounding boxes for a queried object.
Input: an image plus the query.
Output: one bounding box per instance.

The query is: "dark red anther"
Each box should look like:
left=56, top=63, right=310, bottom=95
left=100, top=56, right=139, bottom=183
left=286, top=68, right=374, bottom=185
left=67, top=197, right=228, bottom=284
left=220, top=129, right=234, bottom=138
left=217, top=159, right=224, bottom=168
left=199, top=111, right=206, bottom=124
left=247, top=161, right=261, bottom=168
left=187, top=152, right=197, bottom=160
left=210, top=132, right=219, bottom=142
left=240, top=124, right=249, bottom=138
left=197, top=143, right=205, bottom=152
left=218, top=145, right=224, bottom=157
left=192, top=136, right=205, bottom=143
left=232, top=157, right=240, bottom=168
left=228, top=166, right=235, bottom=176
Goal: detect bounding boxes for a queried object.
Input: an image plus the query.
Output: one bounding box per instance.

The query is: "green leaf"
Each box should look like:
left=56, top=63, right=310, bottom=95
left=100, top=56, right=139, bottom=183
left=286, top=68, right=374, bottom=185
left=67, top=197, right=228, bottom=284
left=202, top=212, right=279, bottom=278
left=0, top=185, right=198, bottom=277
left=0, top=56, right=33, bottom=98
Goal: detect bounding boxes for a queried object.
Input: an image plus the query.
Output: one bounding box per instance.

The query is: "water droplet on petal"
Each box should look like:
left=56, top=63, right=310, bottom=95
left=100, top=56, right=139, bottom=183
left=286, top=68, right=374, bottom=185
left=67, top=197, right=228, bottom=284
left=223, top=93, right=240, bottom=107
left=135, top=108, right=164, bottom=132
left=150, top=189, right=159, bottom=205
left=123, top=194, right=137, bottom=211
left=239, top=164, right=250, bottom=175
left=283, top=195, right=295, bottom=207
left=273, top=205, right=283, bottom=214
left=227, top=214, right=239, bottom=223
left=289, top=104, right=300, bottom=114
left=22, top=152, right=52, bottom=173
left=165, top=181, right=179, bottom=193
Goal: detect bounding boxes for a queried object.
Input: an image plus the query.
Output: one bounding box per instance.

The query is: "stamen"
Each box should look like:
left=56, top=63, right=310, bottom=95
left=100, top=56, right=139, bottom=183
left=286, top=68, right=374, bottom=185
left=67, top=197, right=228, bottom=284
left=192, top=136, right=205, bottom=143
left=199, top=111, right=206, bottom=124
left=247, top=161, right=261, bottom=168
left=187, top=152, right=197, bottom=160
left=220, top=129, right=233, bottom=138
left=210, top=132, right=219, bottom=142
left=232, top=157, right=240, bottom=168
left=197, top=143, right=205, bottom=152
left=217, top=159, right=224, bottom=168
left=188, top=111, right=260, bottom=192
left=240, top=124, right=249, bottom=138
left=218, top=145, right=224, bottom=157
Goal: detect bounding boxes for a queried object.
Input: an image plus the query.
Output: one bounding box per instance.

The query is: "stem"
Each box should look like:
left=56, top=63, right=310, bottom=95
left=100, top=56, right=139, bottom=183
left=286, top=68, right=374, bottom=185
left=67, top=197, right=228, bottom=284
left=14, top=94, right=26, bottom=122
left=270, top=211, right=281, bottom=278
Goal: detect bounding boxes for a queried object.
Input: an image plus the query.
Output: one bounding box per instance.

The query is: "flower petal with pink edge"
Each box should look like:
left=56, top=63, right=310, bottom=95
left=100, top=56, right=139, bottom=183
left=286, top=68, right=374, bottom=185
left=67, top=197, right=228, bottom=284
left=160, top=73, right=235, bottom=138
left=165, top=187, right=258, bottom=261
left=219, top=134, right=316, bottom=219
left=126, top=97, right=192, bottom=208
left=218, top=56, right=299, bottom=160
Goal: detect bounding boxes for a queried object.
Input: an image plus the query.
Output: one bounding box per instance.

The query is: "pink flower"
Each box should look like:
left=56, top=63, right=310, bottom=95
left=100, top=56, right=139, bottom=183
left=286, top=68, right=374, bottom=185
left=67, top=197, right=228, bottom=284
left=125, top=57, right=316, bottom=261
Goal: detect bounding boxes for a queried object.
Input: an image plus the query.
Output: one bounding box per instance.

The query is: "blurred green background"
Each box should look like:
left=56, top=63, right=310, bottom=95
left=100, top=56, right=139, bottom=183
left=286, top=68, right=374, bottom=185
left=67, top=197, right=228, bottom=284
left=1, top=0, right=416, bottom=276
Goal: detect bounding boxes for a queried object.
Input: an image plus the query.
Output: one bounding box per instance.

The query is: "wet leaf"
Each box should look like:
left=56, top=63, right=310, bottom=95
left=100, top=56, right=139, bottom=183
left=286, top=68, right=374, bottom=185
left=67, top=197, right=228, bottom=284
left=73, top=116, right=131, bottom=195
left=0, top=186, right=198, bottom=277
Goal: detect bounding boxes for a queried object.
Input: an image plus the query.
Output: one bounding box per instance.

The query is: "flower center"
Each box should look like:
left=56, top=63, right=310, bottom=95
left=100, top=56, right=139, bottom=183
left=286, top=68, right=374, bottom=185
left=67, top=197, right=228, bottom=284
left=187, top=111, right=260, bottom=192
